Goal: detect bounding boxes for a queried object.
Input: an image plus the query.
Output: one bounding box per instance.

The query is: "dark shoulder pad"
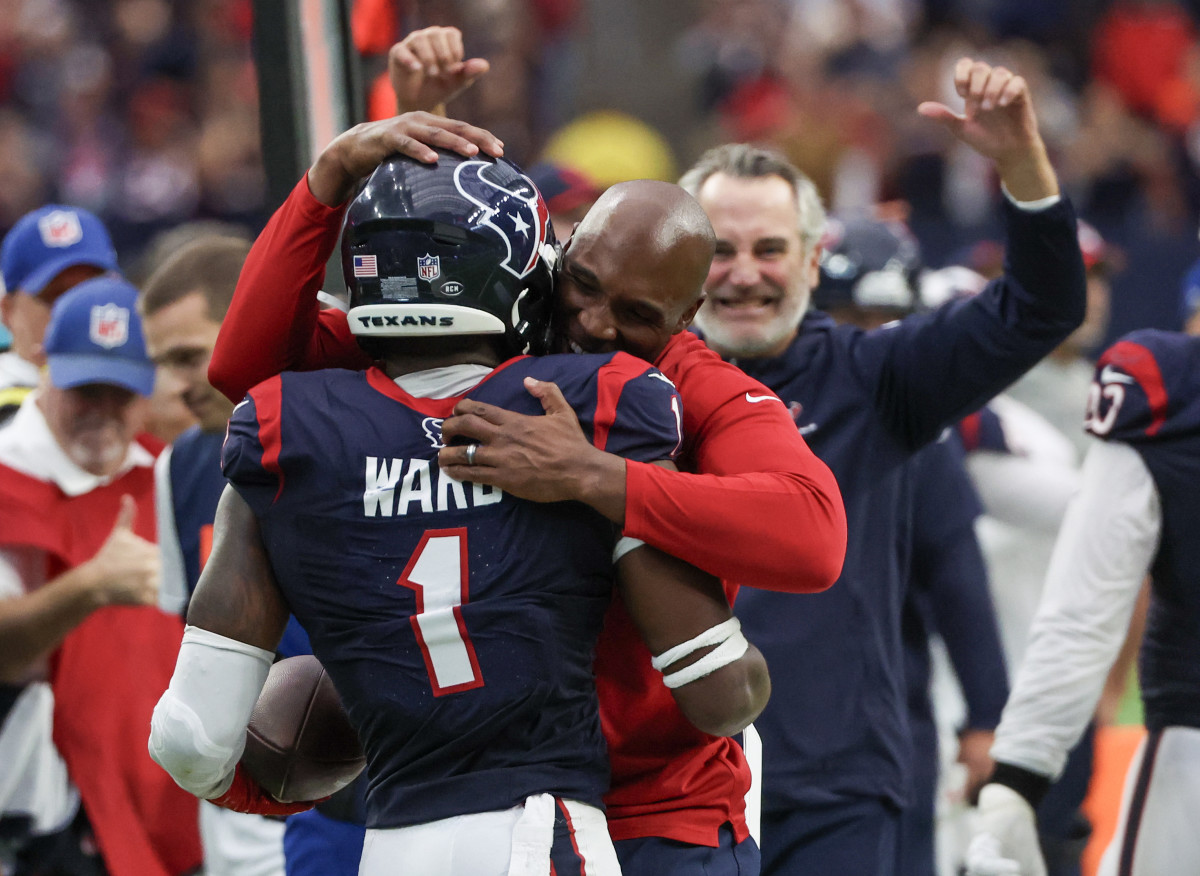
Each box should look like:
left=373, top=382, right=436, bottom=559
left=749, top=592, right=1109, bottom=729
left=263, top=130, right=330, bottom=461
left=1085, top=330, right=1200, bottom=444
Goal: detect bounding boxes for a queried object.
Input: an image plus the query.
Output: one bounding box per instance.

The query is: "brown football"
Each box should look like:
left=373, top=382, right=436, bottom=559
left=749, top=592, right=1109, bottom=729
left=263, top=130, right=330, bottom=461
left=241, top=655, right=366, bottom=803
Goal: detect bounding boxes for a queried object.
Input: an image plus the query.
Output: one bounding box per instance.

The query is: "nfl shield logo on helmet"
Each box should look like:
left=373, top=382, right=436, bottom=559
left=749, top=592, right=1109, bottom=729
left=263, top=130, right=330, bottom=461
left=38, top=210, right=84, bottom=248
left=89, top=303, right=129, bottom=349
left=417, top=254, right=440, bottom=281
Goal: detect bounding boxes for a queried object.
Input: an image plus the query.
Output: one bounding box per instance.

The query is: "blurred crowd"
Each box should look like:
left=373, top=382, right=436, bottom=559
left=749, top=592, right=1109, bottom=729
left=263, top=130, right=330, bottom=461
left=4, top=0, right=1200, bottom=345
left=0, top=0, right=263, bottom=265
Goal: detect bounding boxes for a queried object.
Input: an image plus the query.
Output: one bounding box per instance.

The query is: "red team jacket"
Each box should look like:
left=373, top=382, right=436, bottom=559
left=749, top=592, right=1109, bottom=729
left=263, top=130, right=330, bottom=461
left=0, top=449, right=202, bottom=876
left=208, top=176, right=847, bottom=846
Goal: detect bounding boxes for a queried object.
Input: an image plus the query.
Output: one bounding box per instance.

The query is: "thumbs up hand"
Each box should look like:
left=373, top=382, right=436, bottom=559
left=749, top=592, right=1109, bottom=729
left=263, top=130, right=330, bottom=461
left=84, top=495, right=161, bottom=607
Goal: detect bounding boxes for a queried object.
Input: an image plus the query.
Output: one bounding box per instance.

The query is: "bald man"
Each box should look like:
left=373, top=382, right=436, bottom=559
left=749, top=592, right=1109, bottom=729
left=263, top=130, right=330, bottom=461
left=207, top=112, right=847, bottom=876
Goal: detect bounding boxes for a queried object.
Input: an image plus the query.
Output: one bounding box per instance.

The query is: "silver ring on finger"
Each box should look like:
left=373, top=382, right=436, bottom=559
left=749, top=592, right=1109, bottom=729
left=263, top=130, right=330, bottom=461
left=465, top=443, right=479, bottom=466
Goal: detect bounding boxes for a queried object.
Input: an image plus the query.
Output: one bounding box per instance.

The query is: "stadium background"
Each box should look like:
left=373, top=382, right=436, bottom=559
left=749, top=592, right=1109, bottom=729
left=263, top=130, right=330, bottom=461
left=0, top=0, right=1192, bottom=872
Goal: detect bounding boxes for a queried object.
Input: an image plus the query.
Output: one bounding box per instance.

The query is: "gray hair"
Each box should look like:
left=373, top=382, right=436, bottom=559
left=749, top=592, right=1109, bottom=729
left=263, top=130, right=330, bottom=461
left=679, top=143, right=826, bottom=254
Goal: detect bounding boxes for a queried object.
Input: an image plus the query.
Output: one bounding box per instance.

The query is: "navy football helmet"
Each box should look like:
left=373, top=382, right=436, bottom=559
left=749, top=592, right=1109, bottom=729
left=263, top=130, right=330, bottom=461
left=815, top=216, right=921, bottom=314
left=342, top=150, right=559, bottom=356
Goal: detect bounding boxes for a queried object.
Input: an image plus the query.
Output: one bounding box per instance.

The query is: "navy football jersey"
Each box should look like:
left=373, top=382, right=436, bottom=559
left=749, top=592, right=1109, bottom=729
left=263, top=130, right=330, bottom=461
left=222, top=353, right=682, bottom=829
left=1085, top=330, right=1200, bottom=730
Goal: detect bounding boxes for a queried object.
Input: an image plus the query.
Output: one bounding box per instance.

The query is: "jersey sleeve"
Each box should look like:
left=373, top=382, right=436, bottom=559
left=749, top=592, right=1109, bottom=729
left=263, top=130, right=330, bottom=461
left=624, top=334, right=847, bottom=593
left=990, top=440, right=1161, bottom=779
left=850, top=197, right=1086, bottom=450
left=592, top=353, right=683, bottom=463
left=220, top=380, right=285, bottom=515
left=1085, top=330, right=1200, bottom=445
left=208, top=175, right=371, bottom=403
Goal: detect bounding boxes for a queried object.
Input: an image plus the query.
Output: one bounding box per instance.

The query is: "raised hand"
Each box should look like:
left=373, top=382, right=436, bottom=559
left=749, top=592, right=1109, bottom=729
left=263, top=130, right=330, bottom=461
left=918, top=57, right=1057, bottom=202
left=85, top=495, right=160, bottom=607
left=389, top=26, right=490, bottom=114
left=308, top=112, right=504, bottom=206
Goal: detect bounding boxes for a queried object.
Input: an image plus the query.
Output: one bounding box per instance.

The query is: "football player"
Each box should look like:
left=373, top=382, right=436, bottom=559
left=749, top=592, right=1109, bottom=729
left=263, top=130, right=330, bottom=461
left=207, top=102, right=847, bottom=873
left=149, top=150, right=771, bottom=876
left=967, top=327, right=1200, bottom=876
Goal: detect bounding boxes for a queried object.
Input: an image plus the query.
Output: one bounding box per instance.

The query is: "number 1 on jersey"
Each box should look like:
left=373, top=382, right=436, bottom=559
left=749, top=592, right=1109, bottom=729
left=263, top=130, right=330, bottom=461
left=398, top=528, right=484, bottom=696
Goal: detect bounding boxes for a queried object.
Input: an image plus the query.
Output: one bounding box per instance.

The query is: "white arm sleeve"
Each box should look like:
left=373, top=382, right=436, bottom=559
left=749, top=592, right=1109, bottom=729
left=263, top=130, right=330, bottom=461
left=148, top=625, right=274, bottom=799
left=991, top=441, right=1160, bottom=779
left=154, top=447, right=190, bottom=617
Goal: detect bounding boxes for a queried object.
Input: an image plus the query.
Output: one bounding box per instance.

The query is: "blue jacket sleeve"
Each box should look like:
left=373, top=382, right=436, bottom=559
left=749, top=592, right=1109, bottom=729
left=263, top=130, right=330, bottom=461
left=851, top=197, right=1086, bottom=451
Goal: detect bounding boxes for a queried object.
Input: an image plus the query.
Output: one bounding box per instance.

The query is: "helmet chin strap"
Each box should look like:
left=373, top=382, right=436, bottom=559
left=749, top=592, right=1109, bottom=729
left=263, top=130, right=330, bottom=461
left=511, top=288, right=530, bottom=351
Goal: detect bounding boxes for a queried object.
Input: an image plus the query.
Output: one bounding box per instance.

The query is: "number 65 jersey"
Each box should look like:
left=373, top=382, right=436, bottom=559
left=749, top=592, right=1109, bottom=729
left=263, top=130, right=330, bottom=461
left=221, top=352, right=683, bottom=830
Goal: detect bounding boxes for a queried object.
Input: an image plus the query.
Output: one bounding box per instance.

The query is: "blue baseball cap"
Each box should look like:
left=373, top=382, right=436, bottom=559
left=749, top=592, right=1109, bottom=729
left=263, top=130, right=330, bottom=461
left=1, top=205, right=118, bottom=297
left=43, top=277, right=155, bottom=396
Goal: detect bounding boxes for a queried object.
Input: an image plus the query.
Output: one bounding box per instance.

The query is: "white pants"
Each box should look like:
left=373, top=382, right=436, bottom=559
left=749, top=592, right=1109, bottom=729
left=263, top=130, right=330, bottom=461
left=358, top=795, right=620, bottom=876
left=199, top=801, right=286, bottom=876
left=1098, top=725, right=1200, bottom=876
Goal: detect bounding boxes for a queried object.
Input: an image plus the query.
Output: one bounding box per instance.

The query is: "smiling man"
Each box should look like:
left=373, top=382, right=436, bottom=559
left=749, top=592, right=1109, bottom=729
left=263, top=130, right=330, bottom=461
left=688, top=165, right=825, bottom=359
left=676, top=59, right=1086, bottom=875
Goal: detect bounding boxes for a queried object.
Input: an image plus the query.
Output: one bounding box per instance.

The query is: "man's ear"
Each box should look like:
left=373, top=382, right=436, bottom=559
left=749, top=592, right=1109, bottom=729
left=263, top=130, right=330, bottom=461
left=803, top=245, right=823, bottom=290
left=675, top=293, right=706, bottom=333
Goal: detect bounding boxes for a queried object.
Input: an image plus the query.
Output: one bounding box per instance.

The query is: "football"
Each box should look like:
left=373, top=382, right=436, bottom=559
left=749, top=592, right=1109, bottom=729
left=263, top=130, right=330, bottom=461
left=241, top=655, right=366, bottom=803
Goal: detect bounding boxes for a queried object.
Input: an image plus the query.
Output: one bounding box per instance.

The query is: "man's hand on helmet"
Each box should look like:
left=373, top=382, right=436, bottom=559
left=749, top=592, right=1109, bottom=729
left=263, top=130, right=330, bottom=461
left=308, top=113, right=505, bottom=207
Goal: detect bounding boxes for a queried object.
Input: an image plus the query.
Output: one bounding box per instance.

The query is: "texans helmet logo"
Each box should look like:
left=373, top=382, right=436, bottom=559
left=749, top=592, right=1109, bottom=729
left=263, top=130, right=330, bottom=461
left=454, top=161, right=549, bottom=279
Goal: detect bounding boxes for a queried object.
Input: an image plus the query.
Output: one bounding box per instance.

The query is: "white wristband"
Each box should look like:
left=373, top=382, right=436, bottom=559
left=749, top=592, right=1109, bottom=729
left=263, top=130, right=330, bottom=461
left=661, top=631, right=749, bottom=689
left=613, top=536, right=645, bottom=564
left=651, top=617, right=749, bottom=688
left=651, top=617, right=742, bottom=671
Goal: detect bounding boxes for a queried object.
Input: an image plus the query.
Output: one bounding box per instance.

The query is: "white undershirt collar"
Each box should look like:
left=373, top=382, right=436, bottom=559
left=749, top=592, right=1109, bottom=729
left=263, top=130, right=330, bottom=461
left=393, top=363, right=495, bottom=398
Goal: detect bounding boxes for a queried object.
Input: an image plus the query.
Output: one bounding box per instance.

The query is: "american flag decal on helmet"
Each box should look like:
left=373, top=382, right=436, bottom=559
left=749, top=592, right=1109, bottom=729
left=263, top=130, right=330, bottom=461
left=353, top=255, right=378, bottom=278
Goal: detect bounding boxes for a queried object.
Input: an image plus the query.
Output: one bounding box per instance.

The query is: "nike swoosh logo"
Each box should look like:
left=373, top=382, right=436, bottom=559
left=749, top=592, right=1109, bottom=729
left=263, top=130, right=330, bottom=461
left=746, top=393, right=780, bottom=404
left=797, top=423, right=818, bottom=435
left=1100, top=364, right=1135, bottom=385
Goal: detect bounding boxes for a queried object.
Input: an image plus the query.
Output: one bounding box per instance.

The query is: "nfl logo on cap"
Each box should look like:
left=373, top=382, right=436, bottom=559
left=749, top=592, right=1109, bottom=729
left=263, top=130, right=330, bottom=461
left=42, top=276, right=155, bottom=396
left=37, top=210, right=84, bottom=248
left=90, top=303, right=129, bottom=349
left=418, top=253, right=440, bottom=281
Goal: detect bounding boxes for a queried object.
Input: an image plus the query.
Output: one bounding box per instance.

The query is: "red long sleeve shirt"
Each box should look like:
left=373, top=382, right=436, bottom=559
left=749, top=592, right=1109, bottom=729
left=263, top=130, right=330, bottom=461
left=208, top=175, right=846, bottom=844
